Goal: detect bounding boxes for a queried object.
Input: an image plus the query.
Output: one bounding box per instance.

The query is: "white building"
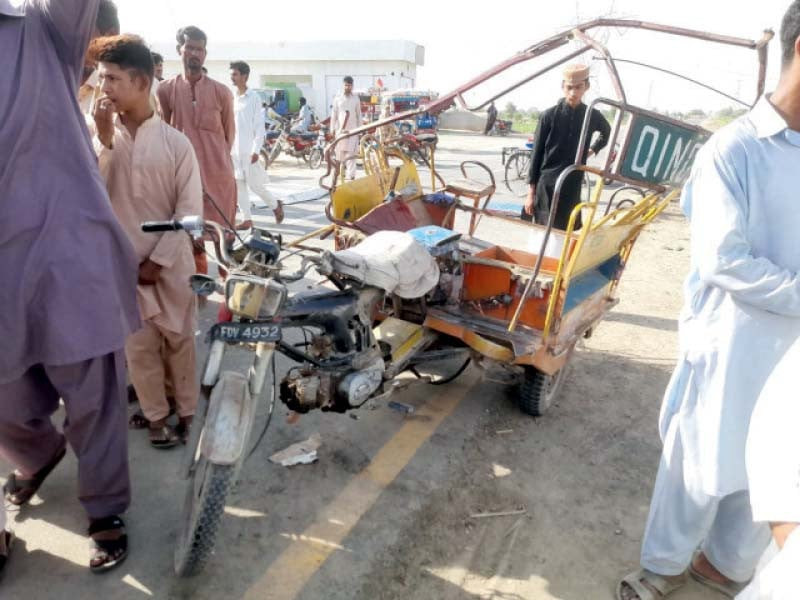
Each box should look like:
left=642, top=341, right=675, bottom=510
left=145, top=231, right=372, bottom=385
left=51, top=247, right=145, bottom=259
left=155, top=40, right=424, bottom=118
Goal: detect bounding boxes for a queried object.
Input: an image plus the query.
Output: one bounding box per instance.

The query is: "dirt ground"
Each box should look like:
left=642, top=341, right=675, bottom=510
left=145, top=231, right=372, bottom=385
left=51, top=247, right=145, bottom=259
left=1, top=132, right=735, bottom=599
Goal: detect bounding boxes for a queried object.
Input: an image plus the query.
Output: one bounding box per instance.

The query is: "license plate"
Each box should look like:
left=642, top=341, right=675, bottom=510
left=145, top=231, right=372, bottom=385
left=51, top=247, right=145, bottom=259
left=210, top=322, right=281, bottom=343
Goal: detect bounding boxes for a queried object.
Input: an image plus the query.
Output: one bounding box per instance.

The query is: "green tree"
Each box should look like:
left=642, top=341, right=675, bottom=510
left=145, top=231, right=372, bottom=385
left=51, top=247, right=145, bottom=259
left=502, top=101, right=518, bottom=119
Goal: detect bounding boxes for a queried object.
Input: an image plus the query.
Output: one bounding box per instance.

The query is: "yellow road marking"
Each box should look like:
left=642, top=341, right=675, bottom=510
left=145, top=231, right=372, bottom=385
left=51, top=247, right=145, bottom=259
left=244, top=373, right=478, bottom=600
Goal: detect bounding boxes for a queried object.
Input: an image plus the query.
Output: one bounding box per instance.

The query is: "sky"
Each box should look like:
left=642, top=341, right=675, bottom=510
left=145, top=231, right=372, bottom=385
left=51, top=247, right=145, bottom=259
left=115, top=0, right=791, bottom=112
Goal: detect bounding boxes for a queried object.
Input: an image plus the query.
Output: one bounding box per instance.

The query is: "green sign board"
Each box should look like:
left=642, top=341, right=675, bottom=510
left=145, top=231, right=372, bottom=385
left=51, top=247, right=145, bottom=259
left=620, top=115, right=710, bottom=187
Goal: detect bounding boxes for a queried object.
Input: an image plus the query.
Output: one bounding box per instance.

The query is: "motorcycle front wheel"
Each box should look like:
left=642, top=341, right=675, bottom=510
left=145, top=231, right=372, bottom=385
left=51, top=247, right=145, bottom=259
left=174, top=455, right=234, bottom=577
left=268, top=142, right=282, bottom=165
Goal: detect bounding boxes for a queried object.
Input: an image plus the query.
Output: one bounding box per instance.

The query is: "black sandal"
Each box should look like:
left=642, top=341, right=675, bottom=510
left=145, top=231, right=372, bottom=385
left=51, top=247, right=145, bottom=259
left=4, top=443, right=67, bottom=506
left=128, top=411, right=149, bottom=429
left=89, top=516, right=128, bottom=574
left=175, top=416, right=193, bottom=444
left=130, top=403, right=176, bottom=430
left=0, top=530, right=14, bottom=581
left=149, top=423, right=179, bottom=449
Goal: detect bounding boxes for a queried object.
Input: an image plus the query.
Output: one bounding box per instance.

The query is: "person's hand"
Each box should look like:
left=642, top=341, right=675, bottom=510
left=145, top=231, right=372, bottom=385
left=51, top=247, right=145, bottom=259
left=93, top=97, right=116, bottom=149
left=524, top=185, right=536, bottom=215
left=138, top=259, right=162, bottom=285
left=587, top=149, right=596, bottom=157
left=250, top=153, right=259, bottom=164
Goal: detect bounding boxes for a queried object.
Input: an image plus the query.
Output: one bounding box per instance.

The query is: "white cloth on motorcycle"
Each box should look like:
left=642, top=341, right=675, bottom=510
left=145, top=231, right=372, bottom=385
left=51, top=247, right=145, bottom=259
left=330, top=231, right=439, bottom=299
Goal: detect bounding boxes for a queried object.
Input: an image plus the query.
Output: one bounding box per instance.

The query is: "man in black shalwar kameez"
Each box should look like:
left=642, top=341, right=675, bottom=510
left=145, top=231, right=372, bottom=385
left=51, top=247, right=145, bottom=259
left=524, top=64, right=611, bottom=230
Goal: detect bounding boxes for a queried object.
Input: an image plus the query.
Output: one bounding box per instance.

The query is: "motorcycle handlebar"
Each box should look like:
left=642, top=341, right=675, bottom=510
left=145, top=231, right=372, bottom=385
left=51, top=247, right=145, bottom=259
left=141, top=220, right=183, bottom=232
left=141, top=216, right=204, bottom=234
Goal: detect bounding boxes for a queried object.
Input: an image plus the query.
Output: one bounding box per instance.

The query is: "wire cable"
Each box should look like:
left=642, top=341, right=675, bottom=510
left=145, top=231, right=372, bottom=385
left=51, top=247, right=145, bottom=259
left=246, top=352, right=277, bottom=461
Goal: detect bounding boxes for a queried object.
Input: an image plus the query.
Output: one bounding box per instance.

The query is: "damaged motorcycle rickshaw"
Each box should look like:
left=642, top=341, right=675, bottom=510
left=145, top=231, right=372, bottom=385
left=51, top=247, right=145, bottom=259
left=143, top=18, right=772, bottom=577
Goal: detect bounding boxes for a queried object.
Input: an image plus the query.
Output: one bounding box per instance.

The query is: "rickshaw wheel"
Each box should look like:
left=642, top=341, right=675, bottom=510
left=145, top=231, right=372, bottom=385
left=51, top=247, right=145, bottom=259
left=518, top=364, right=569, bottom=417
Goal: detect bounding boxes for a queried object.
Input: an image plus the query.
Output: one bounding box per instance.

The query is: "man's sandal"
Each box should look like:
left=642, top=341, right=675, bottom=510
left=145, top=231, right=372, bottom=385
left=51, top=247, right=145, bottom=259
left=128, top=411, right=149, bottom=429
left=616, top=568, right=688, bottom=600
left=89, top=516, right=128, bottom=574
left=0, top=530, right=14, bottom=582
left=3, top=444, right=67, bottom=506
left=149, top=423, right=179, bottom=449
left=175, top=416, right=193, bottom=444
left=689, top=564, right=748, bottom=598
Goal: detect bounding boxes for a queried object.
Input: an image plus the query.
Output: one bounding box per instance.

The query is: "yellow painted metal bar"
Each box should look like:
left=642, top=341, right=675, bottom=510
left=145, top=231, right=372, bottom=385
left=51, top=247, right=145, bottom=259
left=614, top=193, right=660, bottom=225
left=429, top=146, right=436, bottom=192
left=642, top=188, right=679, bottom=223
left=541, top=176, right=605, bottom=341
left=286, top=224, right=336, bottom=248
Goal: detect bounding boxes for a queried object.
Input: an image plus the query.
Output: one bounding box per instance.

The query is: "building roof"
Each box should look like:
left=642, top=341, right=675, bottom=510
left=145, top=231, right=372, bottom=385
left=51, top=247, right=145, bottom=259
left=154, top=40, right=424, bottom=65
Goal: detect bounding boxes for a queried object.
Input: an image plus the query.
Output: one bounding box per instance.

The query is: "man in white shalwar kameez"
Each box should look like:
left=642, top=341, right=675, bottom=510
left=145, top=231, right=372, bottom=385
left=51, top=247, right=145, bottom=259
left=230, top=61, right=284, bottom=229
left=330, top=75, right=362, bottom=180
left=736, top=337, right=800, bottom=600
left=617, top=4, right=800, bottom=598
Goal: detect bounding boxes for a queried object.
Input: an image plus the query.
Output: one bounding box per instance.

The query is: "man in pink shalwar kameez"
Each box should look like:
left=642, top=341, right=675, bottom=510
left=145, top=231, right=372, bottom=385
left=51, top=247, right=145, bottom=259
left=92, top=35, right=202, bottom=448
left=157, top=25, right=236, bottom=274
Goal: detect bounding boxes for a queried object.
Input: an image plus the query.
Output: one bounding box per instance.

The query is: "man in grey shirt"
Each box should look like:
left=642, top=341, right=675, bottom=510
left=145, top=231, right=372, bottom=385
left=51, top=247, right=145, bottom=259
left=0, top=0, right=139, bottom=573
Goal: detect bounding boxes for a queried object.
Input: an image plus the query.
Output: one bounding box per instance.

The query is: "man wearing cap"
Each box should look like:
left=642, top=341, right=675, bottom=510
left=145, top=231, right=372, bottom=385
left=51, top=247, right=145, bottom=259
left=524, top=64, right=610, bottom=230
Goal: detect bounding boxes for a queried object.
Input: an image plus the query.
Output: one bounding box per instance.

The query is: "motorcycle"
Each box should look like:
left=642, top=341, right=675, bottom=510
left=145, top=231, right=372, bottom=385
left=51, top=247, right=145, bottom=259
left=267, top=121, right=321, bottom=167
left=260, top=116, right=287, bottom=167
left=489, top=119, right=512, bottom=136
left=141, top=214, right=468, bottom=576
left=307, top=118, right=334, bottom=170
left=390, top=126, right=439, bottom=167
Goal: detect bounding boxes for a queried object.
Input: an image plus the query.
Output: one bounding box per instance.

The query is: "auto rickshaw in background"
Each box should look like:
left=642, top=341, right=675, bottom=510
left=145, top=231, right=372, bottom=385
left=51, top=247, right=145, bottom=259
left=382, top=89, right=439, bottom=134
left=357, top=88, right=382, bottom=124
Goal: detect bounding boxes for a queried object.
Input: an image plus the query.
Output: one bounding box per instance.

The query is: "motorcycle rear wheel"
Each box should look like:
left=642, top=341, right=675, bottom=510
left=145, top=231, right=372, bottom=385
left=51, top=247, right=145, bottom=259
left=308, top=147, right=324, bottom=169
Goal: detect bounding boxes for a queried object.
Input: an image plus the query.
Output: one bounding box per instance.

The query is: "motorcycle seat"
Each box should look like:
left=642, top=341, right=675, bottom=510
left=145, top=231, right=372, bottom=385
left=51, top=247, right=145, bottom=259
left=292, top=132, right=317, bottom=140
left=265, top=131, right=281, bottom=140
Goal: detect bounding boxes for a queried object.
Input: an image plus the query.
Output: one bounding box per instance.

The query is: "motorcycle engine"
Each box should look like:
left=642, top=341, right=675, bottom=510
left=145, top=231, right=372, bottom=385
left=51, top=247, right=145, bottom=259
left=280, top=351, right=385, bottom=414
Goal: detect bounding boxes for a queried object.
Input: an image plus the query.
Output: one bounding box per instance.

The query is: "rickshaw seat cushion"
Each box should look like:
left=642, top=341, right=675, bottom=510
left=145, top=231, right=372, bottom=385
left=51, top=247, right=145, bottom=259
left=354, top=199, right=418, bottom=235
left=446, top=179, right=494, bottom=199
left=330, top=230, right=439, bottom=299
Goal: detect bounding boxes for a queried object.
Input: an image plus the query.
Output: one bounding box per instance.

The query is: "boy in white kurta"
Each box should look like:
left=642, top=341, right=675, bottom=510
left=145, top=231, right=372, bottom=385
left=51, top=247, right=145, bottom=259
left=92, top=35, right=202, bottom=448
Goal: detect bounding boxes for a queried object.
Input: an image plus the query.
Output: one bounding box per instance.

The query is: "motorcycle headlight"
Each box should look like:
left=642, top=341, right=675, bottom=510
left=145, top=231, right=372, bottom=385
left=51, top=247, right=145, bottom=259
left=226, top=275, right=287, bottom=320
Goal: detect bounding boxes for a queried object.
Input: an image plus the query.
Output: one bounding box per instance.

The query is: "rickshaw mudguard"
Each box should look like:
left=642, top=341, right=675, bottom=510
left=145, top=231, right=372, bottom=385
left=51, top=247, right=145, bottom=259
left=200, top=371, right=257, bottom=466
